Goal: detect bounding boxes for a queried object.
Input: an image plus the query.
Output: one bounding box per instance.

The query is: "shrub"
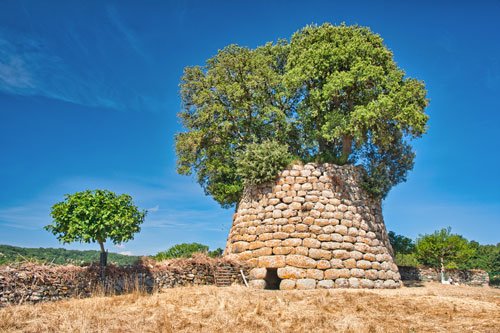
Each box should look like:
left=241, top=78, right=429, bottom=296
left=236, top=140, right=293, bottom=186
left=154, top=243, right=209, bottom=260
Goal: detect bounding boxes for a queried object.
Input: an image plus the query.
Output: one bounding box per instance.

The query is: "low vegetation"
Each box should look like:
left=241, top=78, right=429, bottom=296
left=389, top=229, right=500, bottom=285
left=0, top=244, right=139, bottom=266
left=1, top=283, right=498, bottom=332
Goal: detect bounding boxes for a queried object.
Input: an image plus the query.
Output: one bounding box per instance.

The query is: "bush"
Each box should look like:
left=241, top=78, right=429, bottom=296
left=395, top=253, right=419, bottom=267
left=154, top=243, right=209, bottom=260
left=236, top=140, right=293, bottom=186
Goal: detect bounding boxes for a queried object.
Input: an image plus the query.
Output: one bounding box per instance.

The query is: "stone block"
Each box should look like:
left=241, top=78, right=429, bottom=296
left=277, top=266, right=306, bottom=279
left=335, top=278, right=349, bottom=288
left=357, top=260, right=372, bottom=270
left=249, top=279, right=266, bottom=289
left=279, top=279, right=296, bottom=290
left=317, top=259, right=331, bottom=269
left=286, top=255, right=317, bottom=269
left=348, top=277, right=360, bottom=288
left=296, top=279, right=316, bottom=290
left=306, top=269, right=324, bottom=280
left=273, top=246, right=293, bottom=255
left=335, top=225, right=348, bottom=236
left=231, top=241, right=249, bottom=253
left=330, top=258, right=344, bottom=268
left=249, top=268, right=267, bottom=280
left=343, top=258, right=357, bottom=269
left=273, top=232, right=289, bottom=240
left=308, top=248, right=332, bottom=260
left=318, top=234, right=333, bottom=242
left=282, top=238, right=302, bottom=247
left=350, top=268, right=365, bottom=278
left=303, top=238, right=321, bottom=248
left=317, top=280, right=334, bottom=289
left=365, top=269, right=379, bottom=280
left=253, top=247, right=273, bottom=257
left=258, top=255, right=286, bottom=268
left=324, top=268, right=350, bottom=279
left=332, top=249, right=350, bottom=260
left=265, top=239, right=281, bottom=248
left=293, top=246, right=309, bottom=256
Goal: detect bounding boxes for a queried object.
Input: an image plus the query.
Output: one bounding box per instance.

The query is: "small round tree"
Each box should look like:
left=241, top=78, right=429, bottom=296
left=416, top=228, right=476, bottom=282
left=45, top=190, right=146, bottom=268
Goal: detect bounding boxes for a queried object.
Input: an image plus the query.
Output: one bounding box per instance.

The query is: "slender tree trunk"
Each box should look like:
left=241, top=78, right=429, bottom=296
left=440, top=257, right=445, bottom=283
left=98, top=240, right=107, bottom=282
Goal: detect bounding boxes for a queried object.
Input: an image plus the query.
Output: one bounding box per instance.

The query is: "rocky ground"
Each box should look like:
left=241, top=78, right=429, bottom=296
left=1, top=282, right=499, bottom=332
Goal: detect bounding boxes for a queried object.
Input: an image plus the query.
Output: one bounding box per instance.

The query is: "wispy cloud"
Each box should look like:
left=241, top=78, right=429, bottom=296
left=0, top=28, right=163, bottom=112
left=106, top=5, right=149, bottom=61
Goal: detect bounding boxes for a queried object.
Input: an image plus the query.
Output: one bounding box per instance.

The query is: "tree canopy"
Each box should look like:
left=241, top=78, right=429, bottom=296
left=45, top=190, right=146, bottom=254
left=415, top=227, right=475, bottom=274
left=176, top=23, right=429, bottom=207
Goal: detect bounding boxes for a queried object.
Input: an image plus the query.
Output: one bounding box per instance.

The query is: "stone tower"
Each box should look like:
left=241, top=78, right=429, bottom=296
left=225, top=163, right=401, bottom=289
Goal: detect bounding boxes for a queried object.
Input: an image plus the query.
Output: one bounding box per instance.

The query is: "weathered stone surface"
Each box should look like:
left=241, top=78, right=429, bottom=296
left=348, top=277, right=360, bottom=288
left=248, top=279, right=266, bottom=289
left=279, top=279, right=296, bottom=290
left=277, top=266, right=306, bottom=279
left=317, top=279, right=334, bottom=289
left=286, top=255, right=317, bottom=269
left=273, top=246, right=293, bottom=255
left=226, top=163, right=401, bottom=289
left=324, top=268, right=350, bottom=279
left=317, top=260, right=331, bottom=269
left=258, top=255, right=286, bottom=268
left=296, top=279, right=316, bottom=290
left=308, top=248, right=332, bottom=260
left=306, top=269, right=324, bottom=280
left=303, top=238, right=321, bottom=248
left=249, top=268, right=267, bottom=280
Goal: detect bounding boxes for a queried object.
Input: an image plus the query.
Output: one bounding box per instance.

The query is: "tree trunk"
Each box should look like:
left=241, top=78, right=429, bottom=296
left=341, top=135, right=352, bottom=162
left=440, top=257, right=445, bottom=283
left=98, top=240, right=107, bottom=282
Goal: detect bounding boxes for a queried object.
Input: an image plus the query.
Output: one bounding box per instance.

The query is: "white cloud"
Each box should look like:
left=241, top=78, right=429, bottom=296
left=0, top=28, right=163, bottom=112
left=119, top=251, right=133, bottom=256
left=147, top=205, right=160, bottom=213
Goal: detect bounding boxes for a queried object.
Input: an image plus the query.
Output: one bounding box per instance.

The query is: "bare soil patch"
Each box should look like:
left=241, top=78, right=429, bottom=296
left=1, top=282, right=498, bottom=332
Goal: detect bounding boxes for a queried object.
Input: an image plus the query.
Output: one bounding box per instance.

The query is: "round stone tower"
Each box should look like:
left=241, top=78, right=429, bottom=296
left=225, top=163, right=401, bottom=289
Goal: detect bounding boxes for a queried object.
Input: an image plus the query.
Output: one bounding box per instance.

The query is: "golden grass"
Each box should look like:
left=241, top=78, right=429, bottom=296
left=1, top=282, right=499, bottom=333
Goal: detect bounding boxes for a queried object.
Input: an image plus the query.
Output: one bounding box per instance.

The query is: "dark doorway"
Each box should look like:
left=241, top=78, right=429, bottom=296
left=264, top=268, right=281, bottom=290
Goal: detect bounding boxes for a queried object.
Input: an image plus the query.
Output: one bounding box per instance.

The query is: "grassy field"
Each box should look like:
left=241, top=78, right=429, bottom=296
left=1, top=282, right=499, bottom=333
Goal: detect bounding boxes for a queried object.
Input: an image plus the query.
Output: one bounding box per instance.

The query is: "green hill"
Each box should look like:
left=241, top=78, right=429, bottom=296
left=0, top=244, right=140, bottom=266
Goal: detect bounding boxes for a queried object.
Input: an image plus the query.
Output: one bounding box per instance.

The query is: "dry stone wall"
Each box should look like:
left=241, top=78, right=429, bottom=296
left=398, top=266, right=490, bottom=286
left=0, top=258, right=248, bottom=306
left=225, top=163, right=401, bottom=289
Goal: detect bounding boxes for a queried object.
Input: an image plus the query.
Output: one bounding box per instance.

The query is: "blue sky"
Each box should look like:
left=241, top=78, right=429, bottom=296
left=1, top=1, right=499, bottom=256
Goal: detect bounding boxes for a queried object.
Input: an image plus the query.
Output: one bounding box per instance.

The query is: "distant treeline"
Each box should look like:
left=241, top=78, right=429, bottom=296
left=0, top=244, right=140, bottom=266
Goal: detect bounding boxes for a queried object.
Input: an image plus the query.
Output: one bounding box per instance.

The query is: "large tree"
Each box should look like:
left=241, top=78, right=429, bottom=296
left=46, top=190, right=146, bottom=267
left=176, top=23, right=429, bottom=207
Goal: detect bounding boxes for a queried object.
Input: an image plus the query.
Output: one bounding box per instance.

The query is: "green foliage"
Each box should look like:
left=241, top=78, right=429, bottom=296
left=415, top=227, right=476, bottom=270
left=394, top=253, right=419, bottom=267
left=46, top=190, right=147, bottom=253
left=154, top=243, right=210, bottom=260
left=388, top=231, right=416, bottom=255
left=208, top=248, right=224, bottom=258
left=176, top=23, right=429, bottom=207
left=463, top=241, right=500, bottom=272
left=236, top=140, right=293, bottom=186
left=0, top=244, right=139, bottom=266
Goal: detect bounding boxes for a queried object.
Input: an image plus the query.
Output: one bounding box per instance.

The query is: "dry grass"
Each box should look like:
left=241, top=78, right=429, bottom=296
left=1, top=282, right=499, bottom=333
